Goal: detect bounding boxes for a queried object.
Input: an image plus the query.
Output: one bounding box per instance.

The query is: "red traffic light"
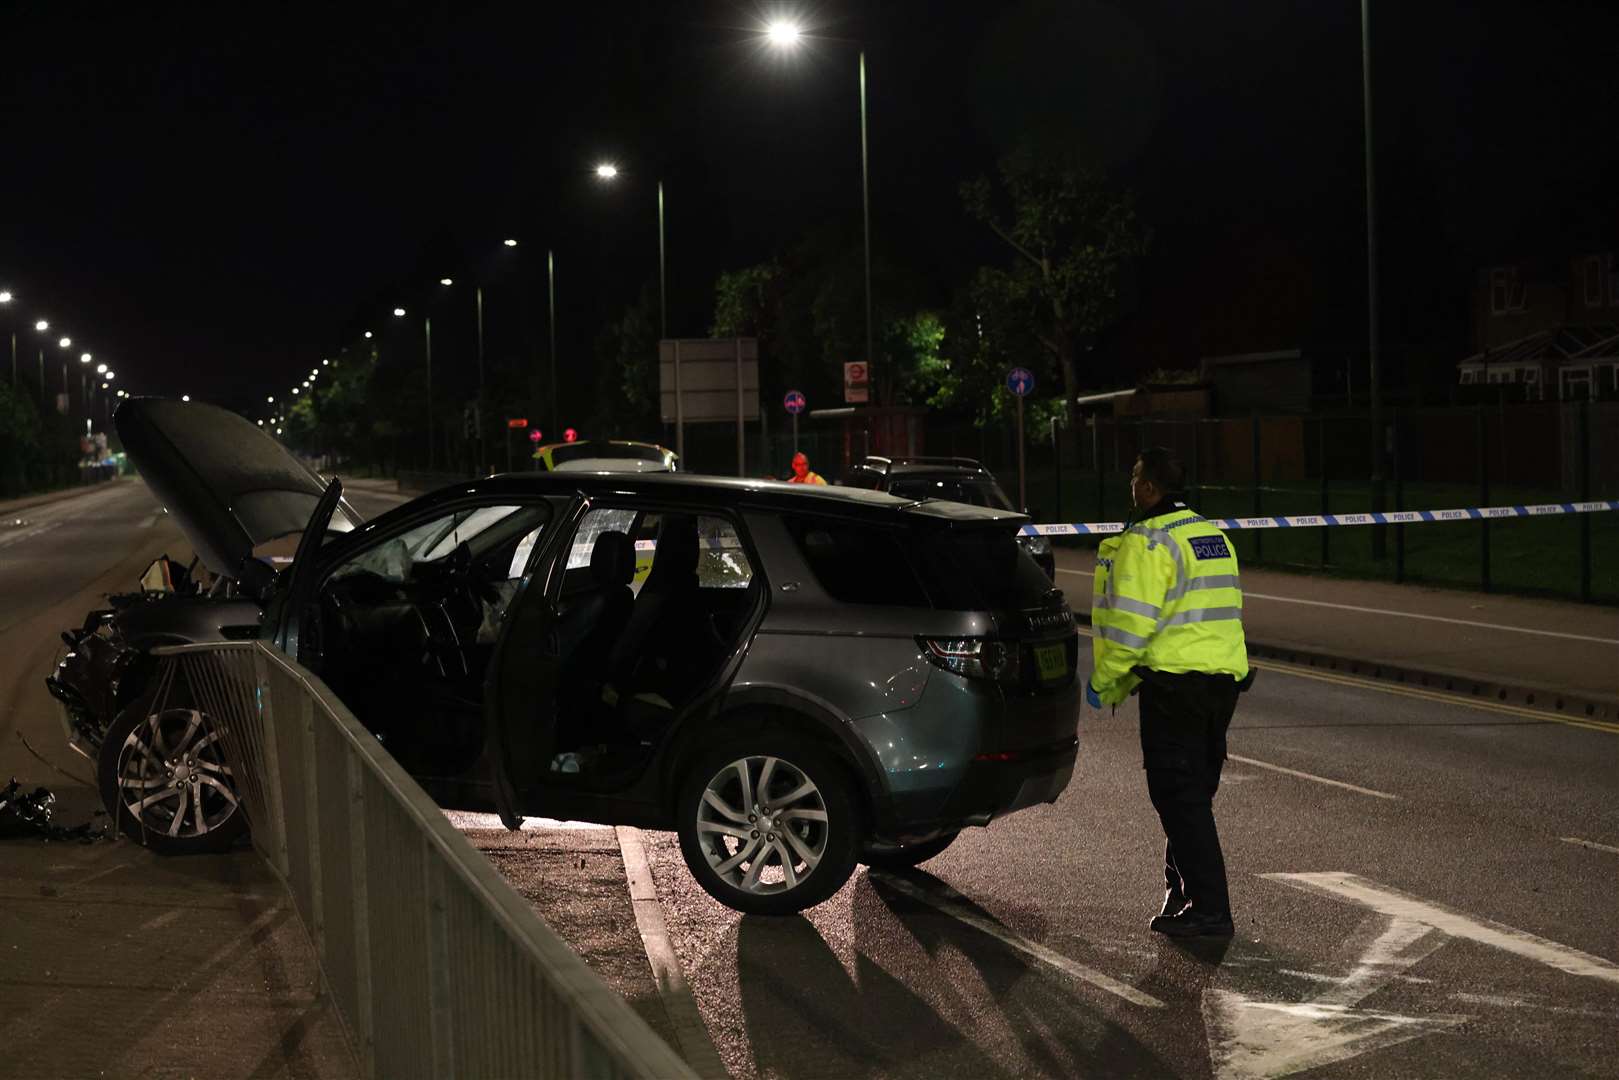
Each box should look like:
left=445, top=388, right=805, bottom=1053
left=563, top=427, right=578, bottom=443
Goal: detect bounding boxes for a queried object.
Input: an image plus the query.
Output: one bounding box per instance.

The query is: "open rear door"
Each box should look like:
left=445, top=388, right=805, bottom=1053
left=481, top=497, right=585, bottom=830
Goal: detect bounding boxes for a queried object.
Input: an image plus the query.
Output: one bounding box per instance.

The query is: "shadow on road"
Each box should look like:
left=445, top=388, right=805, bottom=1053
left=729, top=868, right=1178, bottom=1078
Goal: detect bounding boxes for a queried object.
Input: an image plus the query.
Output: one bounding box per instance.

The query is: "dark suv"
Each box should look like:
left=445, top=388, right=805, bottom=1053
left=49, top=401, right=1080, bottom=914
left=841, top=456, right=1056, bottom=579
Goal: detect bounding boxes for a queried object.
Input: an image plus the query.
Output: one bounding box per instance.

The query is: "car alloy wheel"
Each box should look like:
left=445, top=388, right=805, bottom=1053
left=697, top=755, right=829, bottom=894
left=102, top=705, right=246, bottom=852
left=677, top=733, right=861, bottom=915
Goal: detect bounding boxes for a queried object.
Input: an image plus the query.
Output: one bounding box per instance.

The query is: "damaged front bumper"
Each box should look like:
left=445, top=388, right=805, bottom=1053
left=45, top=610, right=136, bottom=762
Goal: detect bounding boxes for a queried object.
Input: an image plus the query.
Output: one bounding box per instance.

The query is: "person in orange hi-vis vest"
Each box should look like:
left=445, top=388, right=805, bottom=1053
left=787, top=452, right=827, bottom=485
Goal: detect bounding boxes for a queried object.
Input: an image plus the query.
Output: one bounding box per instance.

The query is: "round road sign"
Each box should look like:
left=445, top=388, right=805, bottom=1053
left=1006, top=367, right=1035, bottom=397
left=783, top=389, right=807, bottom=415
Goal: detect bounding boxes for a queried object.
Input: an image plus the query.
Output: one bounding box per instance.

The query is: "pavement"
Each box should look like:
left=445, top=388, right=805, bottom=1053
left=5, top=475, right=1618, bottom=1079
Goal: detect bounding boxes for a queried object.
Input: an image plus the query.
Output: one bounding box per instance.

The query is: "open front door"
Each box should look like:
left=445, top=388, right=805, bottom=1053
left=482, top=497, right=585, bottom=830
left=270, top=477, right=345, bottom=663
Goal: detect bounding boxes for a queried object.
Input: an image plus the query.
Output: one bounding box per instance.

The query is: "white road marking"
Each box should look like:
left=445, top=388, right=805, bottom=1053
left=0, top=520, right=63, bottom=551
left=1265, top=872, right=1619, bottom=985
left=1227, top=754, right=1400, bottom=801
left=137, top=511, right=162, bottom=529
left=1449, top=991, right=1619, bottom=1020
left=1560, top=836, right=1619, bottom=855
left=443, top=810, right=609, bottom=831
left=872, top=871, right=1164, bottom=1008
left=1204, top=915, right=1462, bottom=1080
left=1056, top=567, right=1619, bottom=645
left=615, top=827, right=728, bottom=1079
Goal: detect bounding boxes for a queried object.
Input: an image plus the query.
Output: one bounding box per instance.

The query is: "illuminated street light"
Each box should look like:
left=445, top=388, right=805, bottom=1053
left=0, top=290, right=12, bottom=304
left=766, top=20, right=802, bottom=47
left=105, top=371, right=115, bottom=380
left=181, top=394, right=191, bottom=402
left=80, top=352, right=92, bottom=364
left=503, top=238, right=518, bottom=247
left=363, top=330, right=374, bottom=339
left=34, top=320, right=48, bottom=332
left=594, top=162, right=619, bottom=180
left=96, top=363, right=107, bottom=374
left=58, top=336, right=71, bottom=348
left=292, top=387, right=300, bottom=394
left=100, top=382, right=108, bottom=389
left=267, top=395, right=275, bottom=403
left=392, top=307, right=406, bottom=317
left=439, top=277, right=453, bottom=286
left=257, top=420, right=264, bottom=426
left=322, top=358, right=330, bottom=365
left=761, top=24, right=876, bottom=403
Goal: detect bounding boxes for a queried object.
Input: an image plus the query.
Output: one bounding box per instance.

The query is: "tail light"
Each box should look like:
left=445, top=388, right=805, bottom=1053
left=919, top=637, right=1019, bottom=682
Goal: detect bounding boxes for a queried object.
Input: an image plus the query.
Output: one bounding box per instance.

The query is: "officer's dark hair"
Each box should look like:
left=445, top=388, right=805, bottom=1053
left=1135, top=447, right=1185, bottom=496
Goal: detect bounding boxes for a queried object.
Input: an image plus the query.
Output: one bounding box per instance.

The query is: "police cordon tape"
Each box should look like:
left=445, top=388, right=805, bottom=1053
left=1018, top=499, right=1619, bottom=537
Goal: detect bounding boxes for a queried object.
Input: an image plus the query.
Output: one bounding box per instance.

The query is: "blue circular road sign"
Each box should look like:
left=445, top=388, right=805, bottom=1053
left=783, top=389, right=807, bottom=415
left=1006, top=367, right=1035, bottom=397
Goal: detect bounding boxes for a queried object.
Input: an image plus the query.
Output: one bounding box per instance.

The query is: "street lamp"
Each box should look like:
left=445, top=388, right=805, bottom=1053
left=764, top=25, right=875, bottom=402
left=181, top=394, right=191, bottom=402
left=363, top=330, right=373, bottom=340
left=58, top=336, right=71, bottom=349
left=503, top=238, right=518, bottom=248
left=394, top=303, right=436, bottom=468
left=34, top=320, right=47, bottom=332
left=0, top=291, right=12, bottom=387
left=766, top=20, right=802, bottom=46
left=97, top=363, right=107, bottom=374
left=267, top=395, right=275, bottom=403
left=594, top=164, right=668, bottom=339
left=439, top=277, right=453, bottom=287
left=393, top=307, right=406, bottom=317
left=80, top=352, right=91, bottom=364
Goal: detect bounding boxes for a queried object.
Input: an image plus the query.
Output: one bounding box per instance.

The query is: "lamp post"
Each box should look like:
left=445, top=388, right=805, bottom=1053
left=593, top=163, right=668, bottom=340
left=1362, top=0, right=1386, bottom=558
left=394, top=305, right=434, bottom=470
left=764, top=23, right=875, bottom=401
left=0, top=290, right=13, bottom=385
left=548, top=247, right=558, bottom=435
left=32, top=319, right=49, bottom=399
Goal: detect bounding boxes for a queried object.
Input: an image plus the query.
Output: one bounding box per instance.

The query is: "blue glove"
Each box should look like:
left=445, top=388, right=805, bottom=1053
left=1085, top=681, right=1102, bottom=709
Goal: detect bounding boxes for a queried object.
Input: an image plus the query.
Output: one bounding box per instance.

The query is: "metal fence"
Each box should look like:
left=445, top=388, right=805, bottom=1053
left=153, top=640, right=695, bottom=1080
left=943, top=401, right=1619, bottom=604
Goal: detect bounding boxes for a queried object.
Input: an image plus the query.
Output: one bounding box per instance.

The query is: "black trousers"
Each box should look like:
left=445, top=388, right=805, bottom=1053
left=1137, top=669, right=1241, bottom=918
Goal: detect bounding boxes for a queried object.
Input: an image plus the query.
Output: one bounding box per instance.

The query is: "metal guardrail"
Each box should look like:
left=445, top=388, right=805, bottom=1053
left=152, top=640, right=695, bottom=1080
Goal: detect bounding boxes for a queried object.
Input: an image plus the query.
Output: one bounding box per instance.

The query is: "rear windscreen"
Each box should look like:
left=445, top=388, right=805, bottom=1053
left=907, top=526, right=1056, bottom=611
left=786, top=516, right=1053, bottom=611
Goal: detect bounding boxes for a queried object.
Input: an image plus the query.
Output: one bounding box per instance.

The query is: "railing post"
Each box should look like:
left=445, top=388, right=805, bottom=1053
left=299, top=691, right=326, bottom=963
left=1478, top=405, right=1491, bottom=593
left=347, top=755, right=374, bottom=1076
left=1579, top=399, right=1592, bottom=602
left=1319, top=416, right=1330, bottom=568
left=251, top=646, right=291, bottom=878
left=424, top=852, right=455, bottom=1078
left=1393, top=408, right=1405, bottom=584
left=1251, top=412, right=1263, bottom=561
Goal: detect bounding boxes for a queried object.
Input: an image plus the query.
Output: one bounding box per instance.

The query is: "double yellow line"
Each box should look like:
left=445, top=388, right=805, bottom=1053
left=1074, top=625, right=1619, bottom=736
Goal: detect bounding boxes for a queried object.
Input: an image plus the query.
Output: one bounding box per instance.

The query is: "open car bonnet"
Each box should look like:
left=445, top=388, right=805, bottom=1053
left=115, top=397, right=359, bottom=581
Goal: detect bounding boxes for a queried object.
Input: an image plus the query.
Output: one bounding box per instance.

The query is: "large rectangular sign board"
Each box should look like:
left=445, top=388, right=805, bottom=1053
left=659, top=338, right=760, bottom=424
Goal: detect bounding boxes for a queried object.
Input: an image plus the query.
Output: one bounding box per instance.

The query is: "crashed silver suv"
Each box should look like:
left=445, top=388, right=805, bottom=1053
left=50, top=400, right=1081, bottom=914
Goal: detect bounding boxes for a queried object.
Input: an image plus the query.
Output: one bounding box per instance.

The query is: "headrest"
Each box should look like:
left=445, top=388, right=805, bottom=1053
left=644, top=514, right=699, bottom=591
left=589, top=530, right=634, bottom=587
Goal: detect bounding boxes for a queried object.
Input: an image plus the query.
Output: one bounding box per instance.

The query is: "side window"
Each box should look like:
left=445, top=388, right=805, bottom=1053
left=329, top=504, right=542, bottom=585
left=567, top=508, right=640, bottom=570
left=697, top=515, right=753, bottom=589
left=785, top=516, right=928, bottom=606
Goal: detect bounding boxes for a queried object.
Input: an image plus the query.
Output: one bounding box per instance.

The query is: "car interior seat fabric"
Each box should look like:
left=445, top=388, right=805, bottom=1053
left=558, top=530, right=635, bottom=661
left=602, top=514, right=704, bottom=705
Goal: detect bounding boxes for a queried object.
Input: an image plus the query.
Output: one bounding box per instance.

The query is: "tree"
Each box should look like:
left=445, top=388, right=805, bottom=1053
left=961, top=145, right=1148, bottom=443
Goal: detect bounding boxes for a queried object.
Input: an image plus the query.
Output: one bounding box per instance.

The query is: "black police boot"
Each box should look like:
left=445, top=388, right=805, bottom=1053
left=1150, top=907, right=1234, bottom=939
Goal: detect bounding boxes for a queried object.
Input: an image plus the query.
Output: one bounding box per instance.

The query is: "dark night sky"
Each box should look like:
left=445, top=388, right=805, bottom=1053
left=3, top=1, right=1616, bottom=414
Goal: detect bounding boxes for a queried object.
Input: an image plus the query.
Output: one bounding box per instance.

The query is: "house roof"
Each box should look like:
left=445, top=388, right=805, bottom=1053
left=1458, top=324, right=1619, bottom=368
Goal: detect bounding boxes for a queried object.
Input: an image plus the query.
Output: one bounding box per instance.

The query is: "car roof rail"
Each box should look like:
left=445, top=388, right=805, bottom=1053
left=893, top=455, right=986, bottom=471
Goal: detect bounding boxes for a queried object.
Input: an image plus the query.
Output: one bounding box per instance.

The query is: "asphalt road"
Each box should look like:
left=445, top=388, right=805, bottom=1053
left=5, top=478, right=1618, bottom=1079
left=635, top=649, right=1619, bottom=1079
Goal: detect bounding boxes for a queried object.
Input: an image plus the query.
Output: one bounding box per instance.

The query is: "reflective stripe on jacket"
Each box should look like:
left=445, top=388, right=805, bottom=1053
left=1091, top=503, right=1248, bottom=705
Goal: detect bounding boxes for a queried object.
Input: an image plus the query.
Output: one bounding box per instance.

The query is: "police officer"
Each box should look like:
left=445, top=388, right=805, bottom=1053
left=1087, top=447, right=1250, bottom=938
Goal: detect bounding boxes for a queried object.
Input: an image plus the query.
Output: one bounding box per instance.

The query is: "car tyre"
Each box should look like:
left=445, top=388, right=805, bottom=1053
left=677, top=732, right=860, bottom=916
left=98, top=696, right=247, bottom=854
left=861, top=830, right=960, bottom=870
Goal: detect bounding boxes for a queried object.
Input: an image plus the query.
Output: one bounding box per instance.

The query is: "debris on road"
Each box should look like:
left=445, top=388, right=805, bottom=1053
left=0, top=778, right=108, bottom=842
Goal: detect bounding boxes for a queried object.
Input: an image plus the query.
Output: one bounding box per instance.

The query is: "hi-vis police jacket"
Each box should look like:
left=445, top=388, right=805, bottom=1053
left=1091, top=502, right=1249, bottom=706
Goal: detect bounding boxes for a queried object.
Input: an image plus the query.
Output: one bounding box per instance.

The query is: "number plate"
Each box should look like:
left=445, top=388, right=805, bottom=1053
left=1034, top=643, right=1068, bottom=681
